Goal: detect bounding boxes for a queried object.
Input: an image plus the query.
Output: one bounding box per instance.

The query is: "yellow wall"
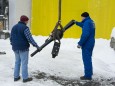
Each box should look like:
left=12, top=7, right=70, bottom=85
left=31, top=0, right=115, bottom=39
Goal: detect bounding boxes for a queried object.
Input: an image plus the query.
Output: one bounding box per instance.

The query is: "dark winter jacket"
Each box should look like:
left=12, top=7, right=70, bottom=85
left=10, top=22, right=30, bottom=51
left=76, top=17, right=95, bottom=49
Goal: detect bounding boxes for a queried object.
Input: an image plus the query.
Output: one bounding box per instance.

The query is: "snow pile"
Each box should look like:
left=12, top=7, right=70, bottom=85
left=111, top=27, right=115, bottom=38
left=0, top=36, right=115, bottom=86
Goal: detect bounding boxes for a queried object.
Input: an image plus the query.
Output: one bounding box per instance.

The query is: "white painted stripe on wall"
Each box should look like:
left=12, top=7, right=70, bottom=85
left=9, top=0, right=31, bottom=30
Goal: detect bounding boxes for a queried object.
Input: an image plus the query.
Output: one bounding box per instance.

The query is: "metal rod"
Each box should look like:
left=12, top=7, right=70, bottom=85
left=63, top=20, right=75, bottom=31
left=58, top=0, right=61, bottom=21
left=31, top=38, right=53, bottom=57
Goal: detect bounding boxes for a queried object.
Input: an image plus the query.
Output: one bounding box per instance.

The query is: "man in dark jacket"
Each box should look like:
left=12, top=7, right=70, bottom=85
left=75, top=12, right=95, bottom=80
left=10, top=15, right=39, bottom=82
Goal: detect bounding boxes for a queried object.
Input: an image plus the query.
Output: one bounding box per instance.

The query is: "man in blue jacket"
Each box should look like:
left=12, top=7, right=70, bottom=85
left=10, top=15, right=39, bottom=82
left=75, top=12, right=95, bottom=80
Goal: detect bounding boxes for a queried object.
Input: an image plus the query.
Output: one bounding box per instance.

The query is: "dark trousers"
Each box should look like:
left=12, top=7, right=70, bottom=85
left=82, top=46, right=94, bottom=78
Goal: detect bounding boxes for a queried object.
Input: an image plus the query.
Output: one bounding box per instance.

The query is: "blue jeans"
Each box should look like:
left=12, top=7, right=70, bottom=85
left=14, top=50, right=29, bottom=79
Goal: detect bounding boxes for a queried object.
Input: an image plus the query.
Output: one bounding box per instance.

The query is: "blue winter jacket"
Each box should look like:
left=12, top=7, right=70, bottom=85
left=10, top=22, right=30, bottom=51
left=76, top=17, right=95, bottom=48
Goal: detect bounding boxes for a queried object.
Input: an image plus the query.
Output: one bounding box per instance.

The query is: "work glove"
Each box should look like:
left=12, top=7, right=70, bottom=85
left=36, top=45, right=41, bottom=50
left=77, top=44, right=81, bottom=49
left=36, top=45, right=42, bottom=51
left=73, top=20, right=76, bottom=24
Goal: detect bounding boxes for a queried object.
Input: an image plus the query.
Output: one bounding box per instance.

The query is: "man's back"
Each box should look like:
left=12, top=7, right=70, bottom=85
left=10, top=22, right=30, bottom=51
left=81, top=17, right=95, bottom=48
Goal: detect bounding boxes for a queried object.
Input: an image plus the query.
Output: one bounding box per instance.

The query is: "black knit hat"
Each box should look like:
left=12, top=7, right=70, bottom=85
left=81, top=12, right=89, bottom=17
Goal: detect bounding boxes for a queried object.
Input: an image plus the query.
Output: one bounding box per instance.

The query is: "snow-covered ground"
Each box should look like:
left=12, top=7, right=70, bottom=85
left=0, top=36, right=115, bottom=86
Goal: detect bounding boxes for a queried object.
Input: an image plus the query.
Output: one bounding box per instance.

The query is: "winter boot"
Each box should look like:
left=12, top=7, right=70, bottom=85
left=80, top=76, right=92, bottom=80
left=14, top=76, right=21, bottom=81
left=23, top=77, right=33, bottom=83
